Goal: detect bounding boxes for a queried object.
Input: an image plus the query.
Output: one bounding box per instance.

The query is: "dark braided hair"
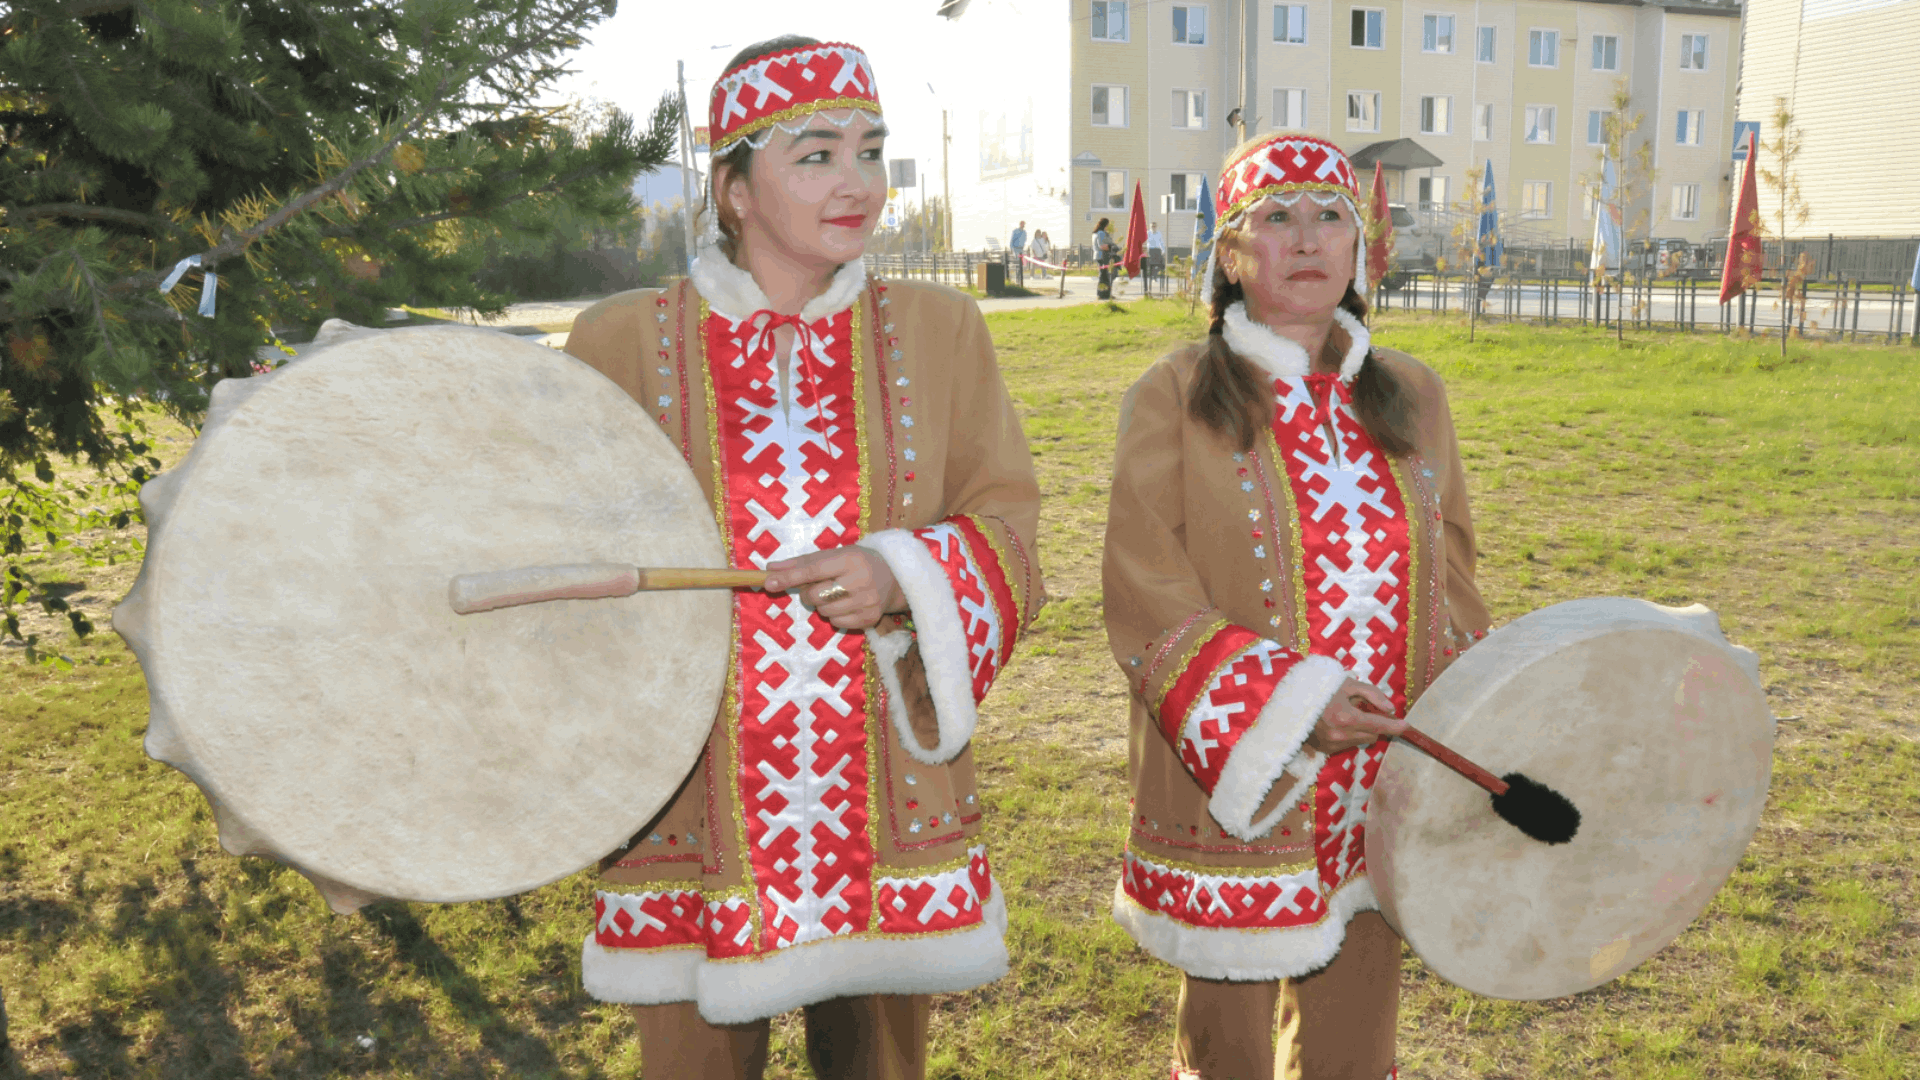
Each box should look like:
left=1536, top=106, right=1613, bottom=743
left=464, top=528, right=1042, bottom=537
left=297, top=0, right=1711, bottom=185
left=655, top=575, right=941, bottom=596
left=1188, top=246, right=1416, bottom=456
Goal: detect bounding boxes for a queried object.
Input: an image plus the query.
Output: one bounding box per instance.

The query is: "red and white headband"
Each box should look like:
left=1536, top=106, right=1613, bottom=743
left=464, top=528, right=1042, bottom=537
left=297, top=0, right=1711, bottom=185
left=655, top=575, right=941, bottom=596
left=708, top=41, right=883, bottom=157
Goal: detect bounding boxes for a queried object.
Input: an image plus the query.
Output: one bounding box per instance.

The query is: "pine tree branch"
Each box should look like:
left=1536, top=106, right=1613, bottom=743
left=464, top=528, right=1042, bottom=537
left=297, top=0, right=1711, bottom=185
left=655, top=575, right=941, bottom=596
left=328, top=162, right=614, bottom=235
left=14, top=203, right=180, bottom=232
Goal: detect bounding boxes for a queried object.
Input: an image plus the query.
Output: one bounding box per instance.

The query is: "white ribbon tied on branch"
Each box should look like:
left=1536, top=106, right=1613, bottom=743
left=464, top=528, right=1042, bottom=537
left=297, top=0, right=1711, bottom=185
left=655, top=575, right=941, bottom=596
left=157, top=254, right=218, bottom=317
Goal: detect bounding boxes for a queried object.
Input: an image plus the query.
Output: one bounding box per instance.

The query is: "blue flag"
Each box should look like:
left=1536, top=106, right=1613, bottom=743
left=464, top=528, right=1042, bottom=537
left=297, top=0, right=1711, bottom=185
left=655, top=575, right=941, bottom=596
left=1591, top=155, right=1623, bottom=281
left=1910, top=240, right=1920, bottom=291
left=1196, top=174, right=1216, bottom=246
left=1475, top=161, right=1501, bottom=273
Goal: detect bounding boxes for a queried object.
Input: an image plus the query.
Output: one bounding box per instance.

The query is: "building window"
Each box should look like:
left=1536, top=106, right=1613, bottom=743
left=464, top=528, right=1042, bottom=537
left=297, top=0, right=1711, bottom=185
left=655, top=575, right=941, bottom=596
left=1675, top=109, right=1703, bottom=145
left=1417, top=176, right=1450, bottom=210
left=1591, top=34, right=1619, bottom=71
left=1171, top=171, right=1206, bottom=211
left=1671, top=183, right=1700, bottom=220
left=1092, top=0, right=1129, bottom=41
left=1350, top=8, right=1384, bottom=48
left=1347, top=90, right=1381, bottom=132
left=1581, top=183, right=1600, bottom=220
left=1090, top=169, right=1128, bottom=210
left=1477, top=25, right=1495, bottom=62
left=1587, top=109, right=1607, bottom=146
left=1274, top=3, right=1308, bottom=43
left=1422, top=14, right=1455, bottom=53
left=1475, top=103, right=1493, bottom=141
left=1273, top=87, right=1309, bottom=128
left=1420, top=95, right=1452, bottom=134
left=1521, top=180, right=1552, bottom=218
left=1528, top=28, right=1559, bottom=67
left=1173, top=4, right=1208, bottom=44
left=1680, top=33, right=1708, bottom=69
left=1091, top=85, right=1129, bottom=127
left=1173, top=89, right=1207, bottom=129
left=1524, top=104, right=1555, bottom=143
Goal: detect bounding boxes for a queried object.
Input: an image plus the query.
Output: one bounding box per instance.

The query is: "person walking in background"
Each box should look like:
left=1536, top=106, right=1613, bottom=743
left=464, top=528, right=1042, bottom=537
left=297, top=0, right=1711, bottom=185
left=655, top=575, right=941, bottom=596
left=1093, top=217, right=1115, bottom=300
left=1010, top=220, right=1028, bottom=286
left=1029, top=229, right=1053, bottom=279
left=1144, top=221, right=1167, bottom=296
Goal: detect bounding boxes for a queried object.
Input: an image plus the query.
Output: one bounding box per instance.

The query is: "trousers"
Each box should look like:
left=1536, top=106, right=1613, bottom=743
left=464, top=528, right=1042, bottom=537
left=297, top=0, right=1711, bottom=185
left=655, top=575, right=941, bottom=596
left=633, top=994, right=930, bottom=1080
left=1172, top=912, right=1401, bottom=1080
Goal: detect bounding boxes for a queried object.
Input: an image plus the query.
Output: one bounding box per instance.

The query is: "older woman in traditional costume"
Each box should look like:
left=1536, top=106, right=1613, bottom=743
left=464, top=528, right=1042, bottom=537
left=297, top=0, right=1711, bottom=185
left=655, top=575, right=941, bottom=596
left=1102, top=132, right=1493, bottom=1079
left=564, top=37, right=1042, bottom=1080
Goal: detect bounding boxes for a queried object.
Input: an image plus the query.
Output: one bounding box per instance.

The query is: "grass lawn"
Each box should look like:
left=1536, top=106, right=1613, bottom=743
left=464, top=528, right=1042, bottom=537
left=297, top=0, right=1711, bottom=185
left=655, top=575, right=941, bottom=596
left=3, top=304, right=1916, bottom=1078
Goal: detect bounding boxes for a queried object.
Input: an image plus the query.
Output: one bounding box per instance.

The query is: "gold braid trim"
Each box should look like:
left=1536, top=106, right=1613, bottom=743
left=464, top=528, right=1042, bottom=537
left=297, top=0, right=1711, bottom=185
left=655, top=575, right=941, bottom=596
left=1265, top=427, right=1313, bottom=650
left=713, top=98, right=884, bottom=154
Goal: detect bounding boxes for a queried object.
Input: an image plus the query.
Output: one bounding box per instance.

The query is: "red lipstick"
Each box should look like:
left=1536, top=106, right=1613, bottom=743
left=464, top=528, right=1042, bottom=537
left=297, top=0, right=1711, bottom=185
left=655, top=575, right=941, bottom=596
left=826, top=214, right=866, bottom=228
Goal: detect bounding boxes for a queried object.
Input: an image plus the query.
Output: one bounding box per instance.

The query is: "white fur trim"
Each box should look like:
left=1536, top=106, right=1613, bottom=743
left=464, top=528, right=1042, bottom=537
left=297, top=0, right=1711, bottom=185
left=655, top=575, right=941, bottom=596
left=1219, top=302, right=1371, bottom=385
left=694, top=886, right=1009, bottom=1024
left=1111, top=875, right=1378, bottom=982
left=580, top=938, right=703, bottom=1005
left=858, top=528, right=978, bottom=765
left=689, top=239, right=868, bottom=322
left=1206, top=654, right=1346, bottom=842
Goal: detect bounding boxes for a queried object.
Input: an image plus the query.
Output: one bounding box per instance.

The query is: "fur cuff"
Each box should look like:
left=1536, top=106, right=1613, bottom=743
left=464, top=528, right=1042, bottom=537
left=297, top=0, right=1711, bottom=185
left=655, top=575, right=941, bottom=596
left=694, top=887, right=1009, bottom=1024
left=1207, top=654, right=1347, bottom=842
left=580, top=939, right=703, bottom=1005
left=858, top=529, right=978, bottom=765
left=1111, top=875, right=1377, bottom=982
left=690, top=240, right=868, bottom=321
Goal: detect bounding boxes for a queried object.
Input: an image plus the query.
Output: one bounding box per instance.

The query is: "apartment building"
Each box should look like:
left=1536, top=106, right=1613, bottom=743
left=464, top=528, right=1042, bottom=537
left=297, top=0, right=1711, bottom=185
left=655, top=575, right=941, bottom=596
left=1738, top=0, right=1920, bottom=236
left=940, top=0, right=1741, bottom=256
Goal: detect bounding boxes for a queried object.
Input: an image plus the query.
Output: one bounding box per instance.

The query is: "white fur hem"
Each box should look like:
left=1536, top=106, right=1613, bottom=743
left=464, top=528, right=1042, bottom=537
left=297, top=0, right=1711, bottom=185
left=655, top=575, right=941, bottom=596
left=580, top=939, right=703, bottom=1005
left=858, top=528, right=978, bottom=765
left=1221, top=303, right=1371, bottom=384
left=1111, top=876, right=1378, bottom=982
left=695, top=887, right=1009, bottom=1024
left=1207, top=654, right=1346, bottom=842
left=690, top=239, right=868, bottom=322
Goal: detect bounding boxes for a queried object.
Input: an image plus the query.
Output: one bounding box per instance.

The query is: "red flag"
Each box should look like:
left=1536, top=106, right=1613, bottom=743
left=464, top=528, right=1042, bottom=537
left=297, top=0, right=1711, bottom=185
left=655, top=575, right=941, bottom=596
left=1366, top=163, right=1393, bottom=291
left=1123, top=181, right=1147, bottom=278
left=1720, top=130, right=1763, bottom=304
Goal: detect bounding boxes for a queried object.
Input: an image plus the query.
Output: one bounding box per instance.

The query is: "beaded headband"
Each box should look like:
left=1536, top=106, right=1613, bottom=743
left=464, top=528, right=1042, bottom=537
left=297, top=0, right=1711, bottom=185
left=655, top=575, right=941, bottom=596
left=708, top=41, right=883, bottom=156
left=1215, top=133, right=1361, bottom=229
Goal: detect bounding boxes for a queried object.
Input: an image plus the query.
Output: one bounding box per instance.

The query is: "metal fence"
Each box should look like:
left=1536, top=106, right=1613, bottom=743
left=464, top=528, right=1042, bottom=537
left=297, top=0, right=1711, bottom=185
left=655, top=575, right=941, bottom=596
left=1374, top=269, right=1920, bottom=344
left=863, top=251, right=985, bottom=286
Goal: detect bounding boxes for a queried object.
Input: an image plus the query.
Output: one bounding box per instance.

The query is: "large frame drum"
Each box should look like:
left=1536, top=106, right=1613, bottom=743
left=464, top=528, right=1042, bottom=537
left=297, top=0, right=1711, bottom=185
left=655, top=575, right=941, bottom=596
left=114, top=325, right=729, bottom=914
left=1367, top=598, right=1775, bottom=999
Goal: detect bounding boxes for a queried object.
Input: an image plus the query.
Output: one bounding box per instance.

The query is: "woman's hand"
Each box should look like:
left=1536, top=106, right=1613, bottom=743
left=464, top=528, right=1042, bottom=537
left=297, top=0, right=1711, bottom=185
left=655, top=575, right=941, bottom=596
left=763, top=547, right=906, bottom=632
left=1304, top=678, right=1405, bottom=754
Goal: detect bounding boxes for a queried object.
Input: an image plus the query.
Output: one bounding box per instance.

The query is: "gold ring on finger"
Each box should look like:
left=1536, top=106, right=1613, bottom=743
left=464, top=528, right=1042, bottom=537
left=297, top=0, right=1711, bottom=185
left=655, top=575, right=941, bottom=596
left=815, top=582, right=852, bottom=604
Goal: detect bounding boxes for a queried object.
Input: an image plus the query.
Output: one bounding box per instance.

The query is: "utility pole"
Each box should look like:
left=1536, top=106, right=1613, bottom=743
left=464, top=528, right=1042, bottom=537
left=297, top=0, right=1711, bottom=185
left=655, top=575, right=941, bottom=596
left=941, top=109, right=952, bottom=252
left=676, top=60, right=698, bottom=272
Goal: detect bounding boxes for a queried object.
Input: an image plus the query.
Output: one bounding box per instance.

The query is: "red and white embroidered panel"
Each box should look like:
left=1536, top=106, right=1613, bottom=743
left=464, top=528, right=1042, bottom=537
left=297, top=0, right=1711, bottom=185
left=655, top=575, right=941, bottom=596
left=1314, top=741, right=1387, bottom=887
left=595, top=888, right=706, bottom=950
left=913, top=519, right=1016, bottom=703
left=1121, top=850, right=1328, bottom=931
left=1157, top=626, right=1308, bottom=794
left=708, top=308, right=876, bottom=954
left=873, top=846, right=995, bottom=934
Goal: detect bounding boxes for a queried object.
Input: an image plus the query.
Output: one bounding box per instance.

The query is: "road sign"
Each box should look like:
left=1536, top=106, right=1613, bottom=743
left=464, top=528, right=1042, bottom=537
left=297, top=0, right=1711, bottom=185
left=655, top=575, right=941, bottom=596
left=1732, top=121, right=1760, bottom=161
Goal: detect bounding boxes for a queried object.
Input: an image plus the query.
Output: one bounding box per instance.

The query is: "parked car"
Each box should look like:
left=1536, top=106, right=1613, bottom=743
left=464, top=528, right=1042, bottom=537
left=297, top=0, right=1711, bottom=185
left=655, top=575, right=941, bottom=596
left=1387, top=203, right=1445, bottom=270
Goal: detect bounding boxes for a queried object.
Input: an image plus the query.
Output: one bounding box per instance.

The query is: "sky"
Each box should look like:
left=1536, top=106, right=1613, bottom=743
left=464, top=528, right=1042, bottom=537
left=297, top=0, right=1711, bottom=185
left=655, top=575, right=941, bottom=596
left=547, top=0, right=975, bottom=207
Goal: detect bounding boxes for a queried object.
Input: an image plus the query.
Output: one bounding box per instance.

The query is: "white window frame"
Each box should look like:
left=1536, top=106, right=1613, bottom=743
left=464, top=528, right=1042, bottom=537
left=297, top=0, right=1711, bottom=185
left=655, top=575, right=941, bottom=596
left=1346, top=90, right=1381, bottom=132
left=1476, top=25, right=1495, bottom=62
left=1680, top=33, right=1708, bottom=70
left=1090, top=169, right=1129, bottom=210
left=1091, top=84, right=1129, bottom=127
left=1587, top=109, right=1607, bottom=146
left=1475, top=102, right=1494, bottom=141
left=1171, top=171, right=1206, bottom=211
left=1422, top=13, right=1455, bottom=53
left=1521, top=180, right=1552, bottom=218
left=1273, top=86, right=1309, bottom=129
left=1591, top=34, right=1619, bottom=71
left=1581, top=182, right=1599, bottom=221
left=1416, top=175, right=1450, bottom=211
left=1671, top=182, right=1700, bottom=220
left=1173, top=88, right=1208, bottom=130
left=1524, top=104, right=1555, bottom=144
left=1172, top=3, right=1208, bottom=45
left=1420, top=95, right=1452, bottom=135
left=1675, top=109, right=1703, bottom=145
left=1527, top=28, right=1559, bottom=68
left=1091, top=0, right=1130, bottom=42
left=1350, top=7, right=1384, bottom=49
left=1274, top=3, right=1308, bottom=43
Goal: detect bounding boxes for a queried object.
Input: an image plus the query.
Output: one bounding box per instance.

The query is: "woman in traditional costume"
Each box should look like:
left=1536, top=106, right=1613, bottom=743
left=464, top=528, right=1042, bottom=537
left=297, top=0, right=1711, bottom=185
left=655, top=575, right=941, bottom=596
left=564, top=37, right=1042, bottom=1080
left=1102, top=133, right=1492, bottom=1079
